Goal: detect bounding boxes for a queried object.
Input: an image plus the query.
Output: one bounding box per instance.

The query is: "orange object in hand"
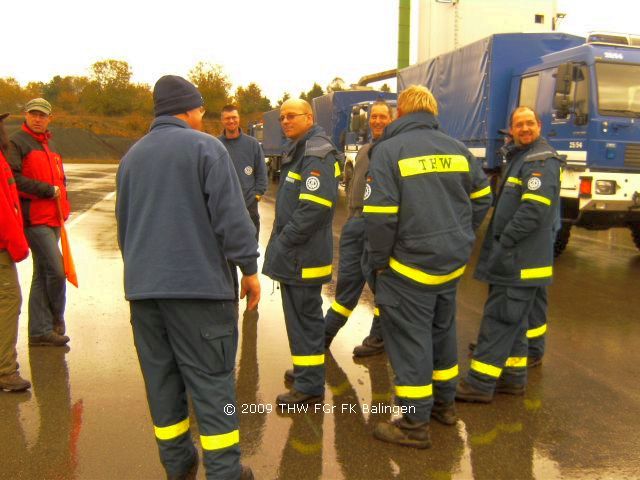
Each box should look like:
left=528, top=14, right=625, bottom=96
left=57, top=198, right=78, bottom=287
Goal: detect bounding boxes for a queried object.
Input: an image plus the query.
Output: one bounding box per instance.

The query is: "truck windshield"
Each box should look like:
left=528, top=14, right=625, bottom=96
left=596, top=62, right=640, bottom=117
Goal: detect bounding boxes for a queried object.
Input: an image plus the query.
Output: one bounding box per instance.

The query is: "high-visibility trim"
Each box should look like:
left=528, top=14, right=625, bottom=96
left=374, top=307, right=380, bottom=317
left=290, top=439, right=322, bottom=455
left=470, top=359, right=502, bottom=378
left=527, top=323, right=547, bottom=338
left=292, top=354, right=325, bottom=366
left=389, top=258, right=466, bottom=285
left=362, top=205, right=399, bottom=214
left=521, top=266, right=553, bottom=280
left=154, top=418, right=190, bottom=440
left=395, top=384, right=433, bottom=399
left=200, top=430, right=240, bottom=451
left=331, top=301, right=352, bottom=318
left=299, top=193, right=332, bottom=208
left=507, top=177, right=523, bottom=185
left=301, top=264, right=332, bottom=279
left=504, top=357, right=527, bottom=368
left=330, top=381, right=351, bottom=396
left=521, top=193, right=551, bottom=206
left=287, top=171, right=302, bottom=181
left=470, top=185, right=491, bottom=199
left=334, top=162, right=341, bottom=177
left=432, top=365, right=459, bottom=381
left=398, top=154, right=469, bottom=177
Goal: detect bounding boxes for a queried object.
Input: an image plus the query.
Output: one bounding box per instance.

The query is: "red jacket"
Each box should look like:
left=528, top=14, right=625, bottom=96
left=0, top=151, right=29, bottom=261
left=6, top=123, right=70, bottom=227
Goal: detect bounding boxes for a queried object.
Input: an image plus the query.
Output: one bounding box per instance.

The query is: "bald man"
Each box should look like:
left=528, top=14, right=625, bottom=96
left=263, top=99, right=340, bottom=407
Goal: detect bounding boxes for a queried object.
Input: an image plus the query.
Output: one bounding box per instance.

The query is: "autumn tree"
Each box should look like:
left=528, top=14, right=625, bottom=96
left=0, top=78, right=26, bottom=112
left=327, top=77, right=346, bottom=93
left=234, top=83, right=271, bottom=114
left=188, top=62, right=231, bottom=114
left=43, top=76, right=90, bottom=113
left=380, top=83, right=391, bottom=92
left=299, top=83, right=324, bottom=103
left=276, top=92, right=291, bottom=108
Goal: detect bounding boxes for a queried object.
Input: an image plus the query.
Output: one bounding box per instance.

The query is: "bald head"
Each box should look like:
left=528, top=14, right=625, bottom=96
left=280, top=98, right=314, bottom=140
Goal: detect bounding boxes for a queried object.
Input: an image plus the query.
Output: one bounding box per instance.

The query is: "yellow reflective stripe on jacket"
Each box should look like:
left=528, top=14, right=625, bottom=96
left=200, top=430, right=239, bottom=451
left=521, top=266, right=553, bottom=280
left=398, top=154, right=469, bottom=177
left=527, top=323, right=547, bottom=339
left=470, top=359, right=502, bottom=378
left=504, top=357, right=527, bottom=368
left=362, top=205, right=399, bottom=214
left=301, top=264, right=332, bottom=279
left=287, top=171, right=302, bottom=181
left=470, top=185, right=491, bottom=199
left=154, top=418, right=190, bottom=440
left=292, top=354, right=325, bottom=366
left=521, top=193, right=551, bottom=206
left=299, top=193, right=332, bottom=208
left=432, top=365, right=459, bottom=381
left=334, top=162, right=341, bottom=177
left=373, top=307, right=380, bottom=317
left=507, top=176, right=523, bottom=185
left=389, top=258, right=466, bottom=285
left=331, top=301, right=352, bottom=318
left=395, top=384, right=433, bottom=399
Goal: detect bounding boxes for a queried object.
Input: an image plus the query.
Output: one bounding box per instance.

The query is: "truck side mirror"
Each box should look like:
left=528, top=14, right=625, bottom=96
left=553, top=62, right=573, bottom=118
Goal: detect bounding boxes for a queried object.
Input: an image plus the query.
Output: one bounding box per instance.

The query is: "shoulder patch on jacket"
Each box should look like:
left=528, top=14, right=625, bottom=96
left=304, top=136, right=336, bottom=159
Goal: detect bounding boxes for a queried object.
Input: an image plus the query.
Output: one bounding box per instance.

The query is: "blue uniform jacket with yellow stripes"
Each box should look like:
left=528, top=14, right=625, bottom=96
left=475, top=137, right=563, bottom=287
left=364, top=111, right=492, bottom=290
left=262, top=125, right=339, bottom=286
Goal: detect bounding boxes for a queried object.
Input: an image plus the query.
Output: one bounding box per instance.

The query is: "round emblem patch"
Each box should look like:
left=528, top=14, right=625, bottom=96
left=527, top=177, right=542, bottom=191
left=306, top=177, right=321, bottom=191
left=244, top=166, right=253, bottom=176
left=364, top=184, right=372, bottom=200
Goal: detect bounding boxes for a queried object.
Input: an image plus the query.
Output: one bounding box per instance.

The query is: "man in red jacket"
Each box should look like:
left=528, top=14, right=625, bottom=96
left=0, top=112, right=31, bottom=391
left=7, top=99, right=70, bottom=347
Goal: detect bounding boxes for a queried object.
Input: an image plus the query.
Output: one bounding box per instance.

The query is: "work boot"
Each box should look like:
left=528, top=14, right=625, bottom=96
left=496, top=379, right=526, bottom=396
left=352, top=335, right=384, bottom=357
left=284, top=368, right=295, bottom=384
left=166, top=451, right=198, bottom=480
left=430, top=401, right=458, bottom=426
left=53, top=316, right=66, bottom=335
left=373, top=417, right=431, bottom=449
left=455, top=379, right=493, bottom=403
left=240, top=465, right=255, bottom=480
left=0, top=372, right=31, bottom=392
left=29, top=332, right=70, bottom=347
left=527, top=356, right=543, bottom=368
left=276, top=388, right=323, bottom=408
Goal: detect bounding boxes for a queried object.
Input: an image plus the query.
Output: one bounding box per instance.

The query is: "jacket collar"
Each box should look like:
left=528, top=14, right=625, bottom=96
left=382, top=111, right=439, bottom=141
left=284, top=124, right=325, bottom=158
left=21, top=122, right=51, bottom=143
left=149, top=115, right=191, bottom=132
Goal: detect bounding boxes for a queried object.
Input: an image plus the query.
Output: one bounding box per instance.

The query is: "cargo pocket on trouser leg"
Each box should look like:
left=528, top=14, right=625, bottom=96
left=200, top=306, right=238, bottom=375
left=503, top=287, right=536, bottom=326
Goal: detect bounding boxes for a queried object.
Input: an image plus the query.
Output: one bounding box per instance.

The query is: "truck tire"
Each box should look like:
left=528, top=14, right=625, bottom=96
left=630, top=223, right=640, bottom=250
left=554, top=221, right=572, bottom=257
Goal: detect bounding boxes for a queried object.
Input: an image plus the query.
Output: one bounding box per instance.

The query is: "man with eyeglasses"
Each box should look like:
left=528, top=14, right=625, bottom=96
left=263, top=98, right=339, bottom=407
left=116, top=75, right=259, bottom=480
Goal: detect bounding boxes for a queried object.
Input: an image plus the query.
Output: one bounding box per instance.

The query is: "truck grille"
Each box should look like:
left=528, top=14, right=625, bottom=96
left=625, top=144, right=640, bottom=168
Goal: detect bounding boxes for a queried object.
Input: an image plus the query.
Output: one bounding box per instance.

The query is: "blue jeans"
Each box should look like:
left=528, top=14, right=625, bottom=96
left=25, top=226, right=65, bottom=337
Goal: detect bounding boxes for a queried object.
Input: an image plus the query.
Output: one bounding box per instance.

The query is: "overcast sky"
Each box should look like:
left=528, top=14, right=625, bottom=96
left=1, top=0, right=639, bottom=103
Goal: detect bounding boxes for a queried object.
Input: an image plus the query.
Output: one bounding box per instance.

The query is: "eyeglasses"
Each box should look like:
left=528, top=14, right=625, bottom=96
left=279, top=113, right=308, bottom=122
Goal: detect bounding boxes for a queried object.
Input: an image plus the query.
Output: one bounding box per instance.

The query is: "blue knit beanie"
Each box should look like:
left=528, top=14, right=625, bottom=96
left=153, top=75, right=204, bottom=117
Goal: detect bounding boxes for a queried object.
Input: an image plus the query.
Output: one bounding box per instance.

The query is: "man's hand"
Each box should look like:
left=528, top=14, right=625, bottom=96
left=53, top=186, right=60, bottom=198
left=240, top=273, right=261, bottom=310
left=255, top=194, right=262, bottom=202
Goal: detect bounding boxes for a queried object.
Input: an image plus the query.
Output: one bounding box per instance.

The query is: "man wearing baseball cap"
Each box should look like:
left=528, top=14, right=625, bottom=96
left=7, top=98, right=71, bottom=348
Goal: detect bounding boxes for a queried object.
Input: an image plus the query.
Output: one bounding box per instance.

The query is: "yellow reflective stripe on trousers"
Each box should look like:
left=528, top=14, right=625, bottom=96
left=154, top=418, right=190, bottom=440
left=470, top=359, right=502, bottom=378
left=334, top=162, right=341, bottom=177
left=292, top=354, right=325, bottom=366
left=299, top=193, right=332, bottom=208
left=507, top=177, right=523, bottom=185
left=504, top=357, right=527, bottom=368
left=432, top=365, right=459, bottom=381
left=389, top=258, right=466, bottom=285
left=331, top=301, right=352, bottom=318
left=527, top=323, right=547, bottom=338
left=398, top=154, right=469, bottom=177
left=287, top=171, right=302, bottom=181
left=301, top=264, right=332, bottom=279
left=362, top=205, right=399, bottom=214
left=521, top=266, right=553, bottom=280
left=395, top=384, right=433, bottom=399
left=373, top=307, right=380, bottom=317
left=521, top=193, right=551, bottom=206
left=470, top=185, right=491, bottom=199
left=200, top=430, right=239, bottom=451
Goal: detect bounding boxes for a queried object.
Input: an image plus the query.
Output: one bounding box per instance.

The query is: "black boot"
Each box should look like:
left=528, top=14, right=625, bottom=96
left=373, top=417, right=431, bottom=449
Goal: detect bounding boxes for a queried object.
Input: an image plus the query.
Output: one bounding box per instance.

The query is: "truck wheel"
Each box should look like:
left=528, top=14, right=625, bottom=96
left=630, top=223, right=640, bottom=250
left=554, top=221, right=572, bottom=257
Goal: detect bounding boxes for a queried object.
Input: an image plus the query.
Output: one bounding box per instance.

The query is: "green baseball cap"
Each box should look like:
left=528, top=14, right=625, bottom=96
left=25, top=98, right=52, bottom=115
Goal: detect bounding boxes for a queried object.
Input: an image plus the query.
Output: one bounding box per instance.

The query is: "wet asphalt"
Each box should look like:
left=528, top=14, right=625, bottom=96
left=1, top=164, right=639, bottom=480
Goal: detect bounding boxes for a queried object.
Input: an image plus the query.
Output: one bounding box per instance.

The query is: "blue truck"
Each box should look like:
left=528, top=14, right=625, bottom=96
left=399, top=32, right=640, bottom=254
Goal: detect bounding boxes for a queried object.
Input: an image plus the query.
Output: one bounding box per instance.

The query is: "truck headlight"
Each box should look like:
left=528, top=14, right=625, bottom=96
left=595, top=180, right=617, bottom=195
